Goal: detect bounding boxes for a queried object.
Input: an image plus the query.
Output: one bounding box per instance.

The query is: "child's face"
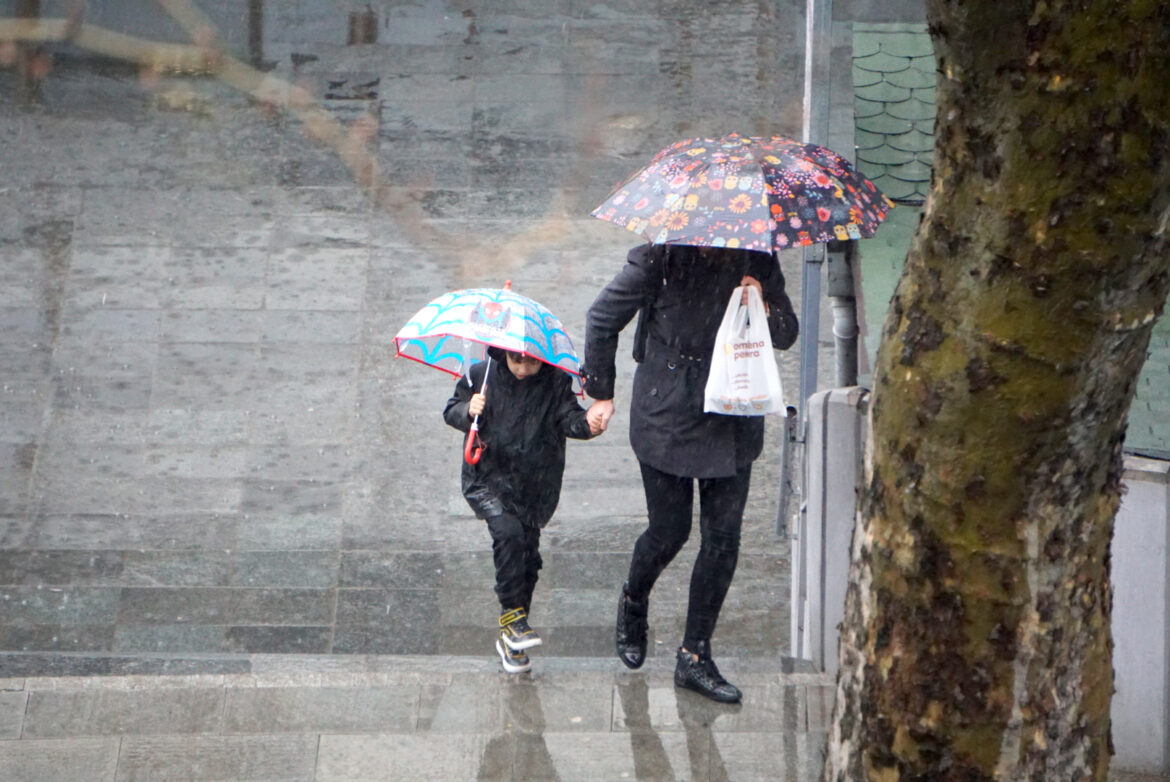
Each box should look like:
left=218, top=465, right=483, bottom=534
left=505, top=351, right=542, bottom=380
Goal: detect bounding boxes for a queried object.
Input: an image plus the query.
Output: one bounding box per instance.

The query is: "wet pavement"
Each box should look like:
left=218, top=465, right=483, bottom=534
left=0, top=1, right=824, bottom=778
left=1, top=656, right=832, bottom=781
left=0, top=0, right=805, bottom=668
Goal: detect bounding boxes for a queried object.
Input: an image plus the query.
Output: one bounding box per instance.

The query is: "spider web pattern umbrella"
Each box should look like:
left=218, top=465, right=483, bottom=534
left=393, top=284, right=581, bottom=392
left=591, top=133, right=895, bottom=251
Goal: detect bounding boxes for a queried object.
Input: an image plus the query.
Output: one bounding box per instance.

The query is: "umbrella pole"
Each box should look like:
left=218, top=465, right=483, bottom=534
left=464, top=355, right=491, bottom=464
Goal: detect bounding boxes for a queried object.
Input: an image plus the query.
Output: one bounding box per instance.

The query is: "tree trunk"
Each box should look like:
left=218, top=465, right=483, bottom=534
left=823, top=2, right=1170, bottom=781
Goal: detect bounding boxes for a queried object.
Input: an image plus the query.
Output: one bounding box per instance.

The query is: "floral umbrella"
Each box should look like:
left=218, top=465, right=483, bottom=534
left=591, top=133, right=894, bottom=251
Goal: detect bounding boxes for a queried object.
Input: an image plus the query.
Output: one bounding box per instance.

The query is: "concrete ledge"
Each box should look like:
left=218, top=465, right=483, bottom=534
left=1114, top=456, right=1170, bottom=773
left=1124, top=454, right=1170, bottom=484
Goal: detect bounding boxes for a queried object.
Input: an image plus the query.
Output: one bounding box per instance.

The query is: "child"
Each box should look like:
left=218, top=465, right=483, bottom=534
left=444, top=346, right=600, bottom=673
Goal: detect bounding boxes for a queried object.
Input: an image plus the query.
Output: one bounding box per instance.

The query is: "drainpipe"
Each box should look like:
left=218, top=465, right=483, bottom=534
left=779, top=0, right=832, bottom=540
left=827, top=240, right=858, bottom=387
left=799, top=0, right=832, bottom=434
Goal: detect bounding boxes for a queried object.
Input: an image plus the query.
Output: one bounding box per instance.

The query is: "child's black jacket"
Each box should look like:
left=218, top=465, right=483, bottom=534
left=443, top=347, right=593, bottom=527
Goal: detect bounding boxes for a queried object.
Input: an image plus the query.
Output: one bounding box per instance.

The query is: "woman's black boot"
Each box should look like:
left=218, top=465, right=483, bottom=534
left=615, top=583, right=648, bottom=669
left=674, top=640, right=741, bottom=703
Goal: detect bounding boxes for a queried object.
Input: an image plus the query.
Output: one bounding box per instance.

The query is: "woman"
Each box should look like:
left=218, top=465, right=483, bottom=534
left=582, top=242, right=798, bottom=703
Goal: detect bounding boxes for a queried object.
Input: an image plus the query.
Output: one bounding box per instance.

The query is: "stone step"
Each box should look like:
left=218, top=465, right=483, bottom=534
left=0, top=650, right=827, bottom=681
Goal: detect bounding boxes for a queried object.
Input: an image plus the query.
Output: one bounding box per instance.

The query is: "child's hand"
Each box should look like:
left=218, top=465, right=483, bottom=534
left=588, top=415, right=605, bottom=436
left=587, top=399, right=614, bottom=434
left=469, top=393, right=486, bottom=418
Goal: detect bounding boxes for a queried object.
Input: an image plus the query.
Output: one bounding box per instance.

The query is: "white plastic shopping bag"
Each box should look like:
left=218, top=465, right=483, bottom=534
left=703, top=285, right=786, bottom=416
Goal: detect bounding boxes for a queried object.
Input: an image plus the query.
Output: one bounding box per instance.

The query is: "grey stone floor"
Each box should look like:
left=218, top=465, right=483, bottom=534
left=0, top=0, right=805, bottom=667
left=0, top=3, right=829, bottom=777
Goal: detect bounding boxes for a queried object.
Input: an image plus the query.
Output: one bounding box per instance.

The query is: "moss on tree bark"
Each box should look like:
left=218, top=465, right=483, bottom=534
left=823, top=2, right=1170, bottom=780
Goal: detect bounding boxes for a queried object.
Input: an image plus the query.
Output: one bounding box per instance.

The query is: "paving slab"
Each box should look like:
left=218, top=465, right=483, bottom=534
left=0, top=689, right=27, bottom=738
left=115, top=734, right=319, bottom=782
left=22, top=686, right=224, bottom=738
left=222, top=683, right=418, bottom=734
left=0, top=738, right=121, bottom=782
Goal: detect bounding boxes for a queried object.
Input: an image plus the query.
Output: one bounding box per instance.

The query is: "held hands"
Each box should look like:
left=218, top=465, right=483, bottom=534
left=586, top=399, right=615, bottom=435
left=468, top=392, right=486, bottom=418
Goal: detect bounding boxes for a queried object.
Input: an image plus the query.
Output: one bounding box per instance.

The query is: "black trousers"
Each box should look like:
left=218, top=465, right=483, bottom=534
left=486, top=512, right=542, bottom=613
left=627, top=460, right=752, bottom=650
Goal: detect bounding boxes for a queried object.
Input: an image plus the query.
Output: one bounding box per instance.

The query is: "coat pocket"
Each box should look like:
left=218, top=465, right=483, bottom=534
left=632, top=353, right=693, bottom=426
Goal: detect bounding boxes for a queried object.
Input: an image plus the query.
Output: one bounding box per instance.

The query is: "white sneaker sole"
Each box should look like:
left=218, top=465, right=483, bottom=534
left=496, top=638, right=532, bottom=673
left=501, top=633, right=543, bottom=652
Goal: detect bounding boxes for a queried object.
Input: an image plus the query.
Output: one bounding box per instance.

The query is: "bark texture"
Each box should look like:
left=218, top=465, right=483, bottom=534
left=824, top=2, right=1170, bottom=781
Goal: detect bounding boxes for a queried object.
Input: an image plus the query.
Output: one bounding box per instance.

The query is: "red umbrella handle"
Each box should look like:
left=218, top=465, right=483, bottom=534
left=464, top=423, right=485, bottom=464
left=464, top=355, right=491, bottom=465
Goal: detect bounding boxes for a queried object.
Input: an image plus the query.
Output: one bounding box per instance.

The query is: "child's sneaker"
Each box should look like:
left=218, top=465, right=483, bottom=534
left=498, top=607, right=542, bottom=651
left=496, top=633, right=532, bottom=673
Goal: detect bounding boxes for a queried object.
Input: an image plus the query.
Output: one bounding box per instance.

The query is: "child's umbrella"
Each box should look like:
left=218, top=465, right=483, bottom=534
left=393, top=281, right=582, bottom=464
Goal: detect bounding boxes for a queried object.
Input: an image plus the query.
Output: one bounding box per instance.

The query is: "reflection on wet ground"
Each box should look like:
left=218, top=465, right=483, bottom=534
left=476, top=677, right=749, bottom=781
left=1, top=656, right=834, bottom=781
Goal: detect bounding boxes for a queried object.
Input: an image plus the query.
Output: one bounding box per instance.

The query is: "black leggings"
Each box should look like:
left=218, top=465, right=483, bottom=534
left=486, top=512, right=542, bottom=613
left=627, top=460, right=752, bottom=650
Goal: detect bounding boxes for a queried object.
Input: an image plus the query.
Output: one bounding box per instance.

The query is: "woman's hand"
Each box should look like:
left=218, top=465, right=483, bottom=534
left=469, top=392, right=486, bottom=418
left=740, top=275, right=770, bottom=314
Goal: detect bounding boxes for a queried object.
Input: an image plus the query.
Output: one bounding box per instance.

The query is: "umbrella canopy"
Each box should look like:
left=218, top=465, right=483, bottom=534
left=394, top=284, right=581, bottom=391
left=591, top=133, right=894, bottom=252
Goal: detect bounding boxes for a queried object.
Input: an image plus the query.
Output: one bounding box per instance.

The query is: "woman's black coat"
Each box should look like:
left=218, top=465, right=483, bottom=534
left=444, top=347, right=594, bottom=527
left=582, top=244, right=799, bottom=479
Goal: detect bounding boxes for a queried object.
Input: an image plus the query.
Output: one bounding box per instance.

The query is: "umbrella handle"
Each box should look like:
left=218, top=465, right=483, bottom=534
left=464, top=421, right=485, bottom=464
left=464, top=355, right=491, bottom=465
